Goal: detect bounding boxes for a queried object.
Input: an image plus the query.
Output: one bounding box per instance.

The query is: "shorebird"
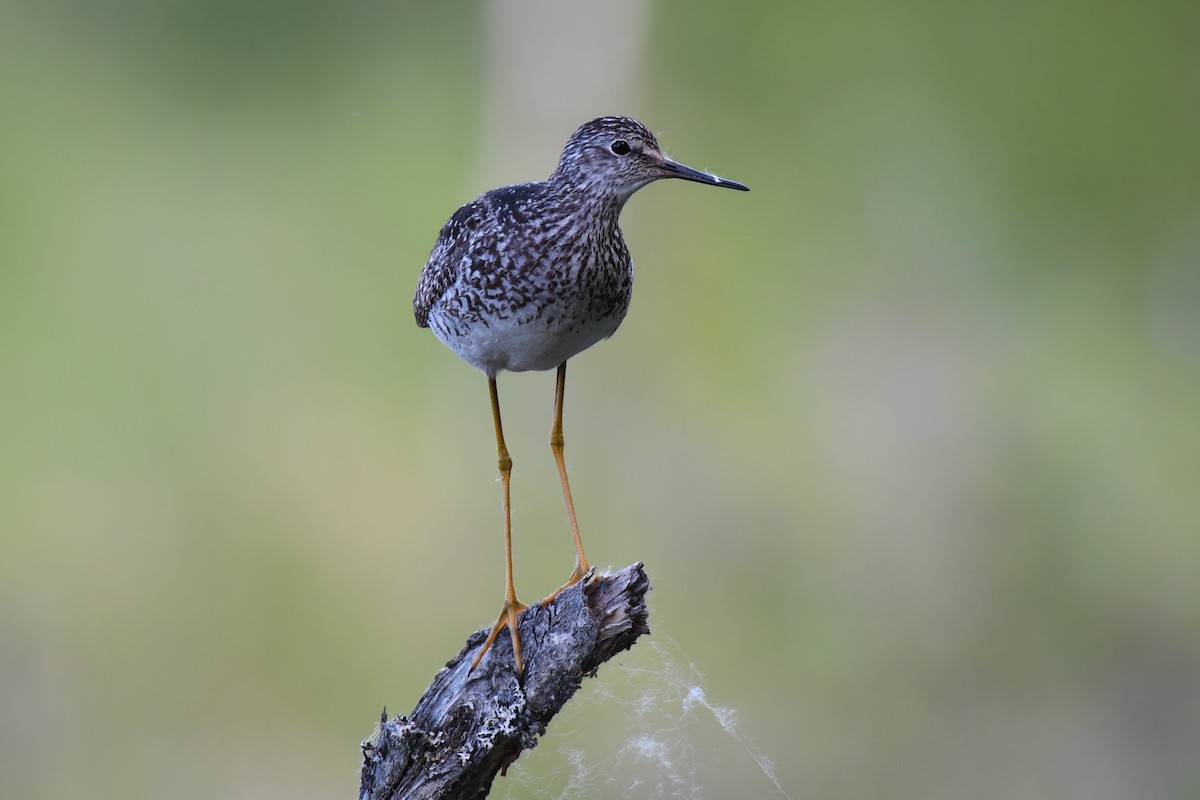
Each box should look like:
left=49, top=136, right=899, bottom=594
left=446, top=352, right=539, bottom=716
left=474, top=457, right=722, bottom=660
left=413, top=116, right=748, bottom=673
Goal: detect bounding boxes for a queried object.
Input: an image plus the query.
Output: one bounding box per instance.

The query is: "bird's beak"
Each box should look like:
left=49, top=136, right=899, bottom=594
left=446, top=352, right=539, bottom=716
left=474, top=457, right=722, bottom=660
left=656, top=156, right=749, bottom=191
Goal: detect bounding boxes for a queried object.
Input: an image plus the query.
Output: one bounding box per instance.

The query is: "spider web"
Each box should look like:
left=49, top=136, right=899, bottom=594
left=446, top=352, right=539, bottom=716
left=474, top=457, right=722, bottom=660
left=501, top=636, right=793, bottom=800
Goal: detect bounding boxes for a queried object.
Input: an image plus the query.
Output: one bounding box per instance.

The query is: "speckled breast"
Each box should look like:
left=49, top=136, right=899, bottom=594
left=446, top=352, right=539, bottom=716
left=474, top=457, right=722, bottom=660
left=429, top=246, right=633, bottom=375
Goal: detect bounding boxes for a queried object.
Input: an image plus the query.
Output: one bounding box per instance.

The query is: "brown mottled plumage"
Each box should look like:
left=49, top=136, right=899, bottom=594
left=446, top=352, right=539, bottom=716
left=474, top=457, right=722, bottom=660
left=413, top=116, right=747, bottom=674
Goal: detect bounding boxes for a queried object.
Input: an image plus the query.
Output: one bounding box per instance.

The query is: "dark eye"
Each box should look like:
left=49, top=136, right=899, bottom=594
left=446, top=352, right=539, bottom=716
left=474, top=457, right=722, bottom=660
left=610, top=140, right=631, bottom=155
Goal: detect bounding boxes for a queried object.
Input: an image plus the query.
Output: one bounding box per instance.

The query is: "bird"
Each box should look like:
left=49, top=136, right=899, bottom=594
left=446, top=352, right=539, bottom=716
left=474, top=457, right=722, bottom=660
left=413, top=116, right=748, bottom=673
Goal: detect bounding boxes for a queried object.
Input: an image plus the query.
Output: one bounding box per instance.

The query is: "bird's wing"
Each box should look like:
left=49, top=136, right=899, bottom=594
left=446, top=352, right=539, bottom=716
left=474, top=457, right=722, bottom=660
left=413, top=199, right=487, bottom=328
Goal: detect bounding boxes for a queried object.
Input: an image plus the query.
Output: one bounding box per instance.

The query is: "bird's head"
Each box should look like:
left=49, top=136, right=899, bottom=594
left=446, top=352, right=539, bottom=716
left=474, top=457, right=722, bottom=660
left=551, top=116, right=749, bottom=200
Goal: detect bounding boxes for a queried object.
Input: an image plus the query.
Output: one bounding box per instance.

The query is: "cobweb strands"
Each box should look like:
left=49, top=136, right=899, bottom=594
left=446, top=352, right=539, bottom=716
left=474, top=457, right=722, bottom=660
left=502, top=636, right=794, bottom=799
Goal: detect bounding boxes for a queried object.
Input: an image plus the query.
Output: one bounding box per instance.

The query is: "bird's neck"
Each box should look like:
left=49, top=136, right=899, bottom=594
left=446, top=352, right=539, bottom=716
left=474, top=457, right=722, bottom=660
left=547, top=180, right=629, bottom=230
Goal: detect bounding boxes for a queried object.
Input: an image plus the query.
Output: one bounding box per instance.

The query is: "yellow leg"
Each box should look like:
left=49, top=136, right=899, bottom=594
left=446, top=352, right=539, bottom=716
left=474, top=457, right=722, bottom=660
left=471, top=376, right=527, bottom=673
left=544, top=362, right=590, bottom=604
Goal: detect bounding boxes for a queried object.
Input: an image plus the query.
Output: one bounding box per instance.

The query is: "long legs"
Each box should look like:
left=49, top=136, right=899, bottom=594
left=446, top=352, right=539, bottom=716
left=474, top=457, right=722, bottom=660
left=470, top=376, right=527, bottom=673
left=470, top=363, right=592, bottom=672
left=546, top=361, right=590, bottom=600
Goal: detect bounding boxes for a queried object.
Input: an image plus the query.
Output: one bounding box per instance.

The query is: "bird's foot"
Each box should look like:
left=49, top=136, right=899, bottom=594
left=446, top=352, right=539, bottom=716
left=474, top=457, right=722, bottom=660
left=471, top=596, right=528, bottom=674
left=540, top=562, right=593, bottom=606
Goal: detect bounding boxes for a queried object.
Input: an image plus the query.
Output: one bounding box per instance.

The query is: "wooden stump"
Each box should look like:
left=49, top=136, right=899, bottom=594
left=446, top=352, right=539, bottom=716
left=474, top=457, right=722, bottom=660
left=359, top=563, right=651, bottom=800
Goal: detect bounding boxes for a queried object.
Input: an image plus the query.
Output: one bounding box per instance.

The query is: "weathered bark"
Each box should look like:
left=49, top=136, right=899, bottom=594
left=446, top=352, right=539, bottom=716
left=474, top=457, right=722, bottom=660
left=359, top=563, right=651, bottom=800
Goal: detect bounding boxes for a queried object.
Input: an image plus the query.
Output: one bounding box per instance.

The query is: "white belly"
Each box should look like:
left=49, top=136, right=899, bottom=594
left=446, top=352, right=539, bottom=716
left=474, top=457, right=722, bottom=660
left=434, top=312, right=624, bottom=375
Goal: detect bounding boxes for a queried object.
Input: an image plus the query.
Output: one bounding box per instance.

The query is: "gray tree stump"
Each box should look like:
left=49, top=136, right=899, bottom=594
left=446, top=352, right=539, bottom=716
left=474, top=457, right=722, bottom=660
left=359, top=563, right=651, bottom=800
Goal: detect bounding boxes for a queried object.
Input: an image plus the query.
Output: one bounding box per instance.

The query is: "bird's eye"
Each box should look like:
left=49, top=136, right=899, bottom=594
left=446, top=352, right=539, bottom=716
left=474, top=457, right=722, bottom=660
left=610, top=140, right=631, bottom=155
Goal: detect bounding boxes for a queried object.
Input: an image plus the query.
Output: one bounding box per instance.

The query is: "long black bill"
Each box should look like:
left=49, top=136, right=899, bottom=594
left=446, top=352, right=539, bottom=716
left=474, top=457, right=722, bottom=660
left=658, top=157, right=749, bottom=191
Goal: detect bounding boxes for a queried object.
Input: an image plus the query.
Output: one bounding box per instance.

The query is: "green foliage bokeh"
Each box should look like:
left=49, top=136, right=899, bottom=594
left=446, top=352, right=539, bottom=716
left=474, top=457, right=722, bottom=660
left=2, top=1, right=1198, bottom=797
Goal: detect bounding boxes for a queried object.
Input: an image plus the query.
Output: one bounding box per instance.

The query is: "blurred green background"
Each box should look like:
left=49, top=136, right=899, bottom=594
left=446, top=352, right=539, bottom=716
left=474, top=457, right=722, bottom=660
left=3, top=0, right=1199, bottom=797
